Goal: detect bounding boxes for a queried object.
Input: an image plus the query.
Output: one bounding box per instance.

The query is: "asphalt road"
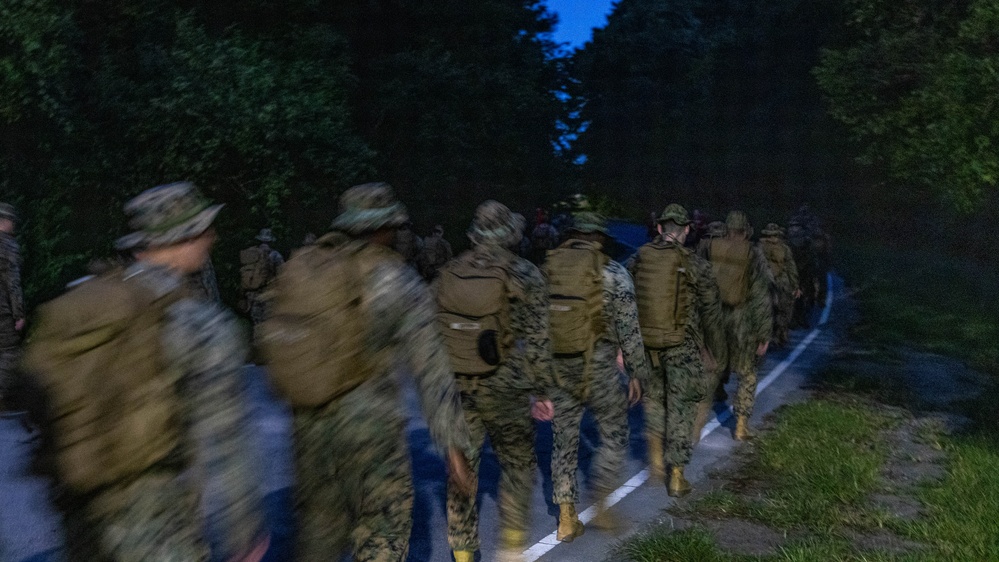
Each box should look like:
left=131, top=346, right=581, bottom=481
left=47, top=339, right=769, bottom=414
left=0, top=221, right=839, bottom=562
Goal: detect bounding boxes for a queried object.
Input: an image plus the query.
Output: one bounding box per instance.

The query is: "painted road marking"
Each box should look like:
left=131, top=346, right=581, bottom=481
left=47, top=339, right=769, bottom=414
left=524, top=273, right=836, bottom=561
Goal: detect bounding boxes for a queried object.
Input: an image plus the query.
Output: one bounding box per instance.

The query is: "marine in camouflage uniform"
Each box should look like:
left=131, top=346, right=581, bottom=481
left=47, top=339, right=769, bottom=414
left=441, top=200, right=557, bottom=562
left=417, top=224, right=453, bottom=281
left=627, top=204, right=724, bottom=497
left=0, top=203, right=25, bottom=414
left=759, top=223, right=799, bottom=347
left=25, top=183, right=266, bottom=562
left=392, top=220, right=424, bottom=269
left=241, top=229, right=284, bottom=325
left=283, top=183, right=472, bottom=562
left=698, top=211, right=773, bottom=440
left=548, top=212, right=650, bottom=540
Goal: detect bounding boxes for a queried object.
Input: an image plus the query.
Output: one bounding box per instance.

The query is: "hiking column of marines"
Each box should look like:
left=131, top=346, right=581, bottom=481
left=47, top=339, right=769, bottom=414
left=10, top=181, right=830, bottom=561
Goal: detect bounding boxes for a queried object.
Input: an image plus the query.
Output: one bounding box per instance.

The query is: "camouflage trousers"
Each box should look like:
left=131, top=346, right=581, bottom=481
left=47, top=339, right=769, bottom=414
left=62, top=471, right=209, bottom=562
left=551, top=351, right=629, bottom=504
left=644, top=339, right=706, bottom=467
left=292, top=401, right=414, bottom=562
left=772, top=287, right=795, bottom=346
left=0, top=345, right=19, bottom=411
left=243, top=292, right=268, bottom=325
left=448, top=377, right=536, bottom=552
left=722, top=306, right=764, bottom=418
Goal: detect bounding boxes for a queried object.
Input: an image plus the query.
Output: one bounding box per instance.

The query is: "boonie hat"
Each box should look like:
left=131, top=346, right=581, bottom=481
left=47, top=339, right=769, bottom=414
left=115, top=182, right=222, bottom=251
left=330, top=182, right=409, bottom=235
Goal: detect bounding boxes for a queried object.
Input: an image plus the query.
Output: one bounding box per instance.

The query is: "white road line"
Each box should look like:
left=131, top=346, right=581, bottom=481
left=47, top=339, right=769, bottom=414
left=524, top=272, right=836, bottom=561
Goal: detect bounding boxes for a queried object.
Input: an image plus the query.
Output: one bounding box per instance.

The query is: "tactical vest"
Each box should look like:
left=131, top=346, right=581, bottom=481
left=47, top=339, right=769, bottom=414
left=634, top=243, right=691, bottom=349
left=22, top=270, right=182, bottom=493
left=543, top=239, right=608, bottom=356
left=257, top=232, right=380, bottom=408
left=435, top=250, right=514, bottom=376
left=240, top=246, right=273, bottom=291
left=708, top=238, right=752, bottom=306
left=760, top=238, right=786, bottom=279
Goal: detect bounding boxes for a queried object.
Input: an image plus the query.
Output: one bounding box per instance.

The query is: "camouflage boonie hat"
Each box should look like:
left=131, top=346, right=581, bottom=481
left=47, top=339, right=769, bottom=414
left=330, top=182, right=409, bottom=235
left=0, top=203, right=17, bottom=221
left=569, top=211, right=610, bottom=235
left=657, top=203, right=691, bottom=225
left=468, top=200, right=524, bottom=248
left=255, top=228, right=276, bottom=243
left=761, top=222, right=783, bottom=237
left=706, top=221, right=727, bottom=238
left=115, top=182, right=223, bottom=251
left=725, top=210, right=751, bottom=231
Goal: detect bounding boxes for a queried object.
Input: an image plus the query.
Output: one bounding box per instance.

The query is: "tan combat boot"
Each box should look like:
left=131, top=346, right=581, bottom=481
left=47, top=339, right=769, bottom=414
left=556, top=502, right=585, bottom=542
left=452, top=551, right=474, bottom=562
left=496, top=529, right=527, bottom=562
left=590, top=495, right=621, bottom=532
left=667, top=466, right=692, bottom=497
left=734, top=415, right=754, bottom=441
left=647, top=436, right=666, bottom=483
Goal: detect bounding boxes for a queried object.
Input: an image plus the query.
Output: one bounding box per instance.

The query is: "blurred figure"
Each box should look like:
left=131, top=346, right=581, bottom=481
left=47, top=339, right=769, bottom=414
left=759, top=223, right=799, bottom=347
left=418, top=224, right=453, bottom=281
left=257, top=182, right=472, bottom=562
left=435, top=200, right=556, bottom=562
left=0, top=202, right=33, bottom=436
left=698, top=211, right=773, bottom=441
left=685, top=209, right=708, bottom=248
left=628, top=204, right=724, bottom=497
left=545, top=212, right=650, bottom=537
left=24, top=182, right=267, bottom=562
left=301, top=232, right=317, bottom=247
left=787, top=218, right=816, bottom=328
left=392, top=220, right=423, bottom=269
left=530, top=217, right=558, bottom=265
left=188, top=258, right=221, bottom=303
left=240, top=228, right=284, bottom=326
left=696, top=220, right=727, bottom=254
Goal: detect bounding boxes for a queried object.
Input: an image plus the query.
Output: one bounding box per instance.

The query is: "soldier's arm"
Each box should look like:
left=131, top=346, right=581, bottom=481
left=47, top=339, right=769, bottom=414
left=605, top=261, right=650, bottom=388
left=747, top=246, right=775, bottom=344
left=691, top=255, right=726, bottom=362
left=163, top=299, right=266, bottom=561
left=4, top=240, right=25, bottom=321
left=783, top=242, right=799, bottom=290
left=510, top=262, right=557, bottom=398
left=376, top=262, right=471, bottom=453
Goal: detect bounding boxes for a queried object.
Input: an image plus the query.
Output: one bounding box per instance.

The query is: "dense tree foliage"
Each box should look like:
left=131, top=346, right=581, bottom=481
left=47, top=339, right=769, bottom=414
left=814, top=0, right=999, bottom=213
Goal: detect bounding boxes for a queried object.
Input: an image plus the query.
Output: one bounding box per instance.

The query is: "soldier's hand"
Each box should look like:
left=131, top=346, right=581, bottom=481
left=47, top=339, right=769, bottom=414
left=794, top=289, right=802, bottom=299
left=447, top=448, right=475, bottom=496
left=228, top=533, right=270, bottom=562
left=627, top=378, right=642, bottom=406
left=756, top=341, right=770, bottom=357
left=700, top=348, right=718, bottom=373
left=616, top=349, right=625, bottom=373
left=530, top=398, right=555, bottom=421
left=14, top=318, right=24, bottom=332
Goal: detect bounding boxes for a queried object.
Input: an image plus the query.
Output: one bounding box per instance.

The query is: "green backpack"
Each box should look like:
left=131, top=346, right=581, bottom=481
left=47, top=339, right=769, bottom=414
left=240, top=246, right=273, bottom=291
left=544, top=239, right=608, bottom=356
left=256, top=232, right=380, bottom=408
left=708, top=238, right=752, bottom=306
left=761, top=238, right=786, bottom=279
left=22, top=270, right=182, bottom=493
left=633, top=243, right=691, bottom=349
left=435, top=250, right=514, bottom=376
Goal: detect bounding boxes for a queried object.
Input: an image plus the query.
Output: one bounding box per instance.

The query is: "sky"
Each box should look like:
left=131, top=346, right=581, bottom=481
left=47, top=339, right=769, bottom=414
left=546, top=0, right=616, bottom=50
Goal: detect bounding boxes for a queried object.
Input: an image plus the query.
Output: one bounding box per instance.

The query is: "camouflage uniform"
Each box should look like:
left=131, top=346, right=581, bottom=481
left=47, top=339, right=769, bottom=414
left=27, top=183, right=265, bottom=562
left=284, top=183, right=471, bottom=562
left=241, top=230, right=284, bottom=325
left=0, top=204, right=24, bottom=411
left=759, top=224, right=798, bottom=346
left=442, top=201, right=556, bottom=557
left=627, top=205, right=724, bottom=489
left=187, top=258, right=221, bottom=303
left=418, top=226, right=453, bottom=281
left=392, top=221, right=423, bottom=268
left=549, top=214, right=650, bottom=507
left=699, top=212, right=773, bottom=422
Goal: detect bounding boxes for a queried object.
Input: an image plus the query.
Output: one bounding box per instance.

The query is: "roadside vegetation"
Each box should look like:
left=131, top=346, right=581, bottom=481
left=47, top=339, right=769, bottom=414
left=615, top=242, right=999, bottom=561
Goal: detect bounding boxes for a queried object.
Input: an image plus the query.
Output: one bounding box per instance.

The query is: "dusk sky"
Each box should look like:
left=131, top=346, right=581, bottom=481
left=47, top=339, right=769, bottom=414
left=546, top=0, right=615, bottom=49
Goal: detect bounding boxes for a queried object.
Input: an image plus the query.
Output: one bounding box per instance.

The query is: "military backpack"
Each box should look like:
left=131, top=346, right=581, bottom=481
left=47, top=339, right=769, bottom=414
left=543, top=239, right=608, bottom=356
left=760, top=239, right=787, bottom=279
left=256, top=232, right=380, bottom=408
left=435, top=250, right=515, bottom=376
left=708, top=238, right=752, bottom=306
left=240, top=245, right=273, bottom=291
left=22, top=269, right=182, bottom=493
left=633, top=243, right=692, bottom=349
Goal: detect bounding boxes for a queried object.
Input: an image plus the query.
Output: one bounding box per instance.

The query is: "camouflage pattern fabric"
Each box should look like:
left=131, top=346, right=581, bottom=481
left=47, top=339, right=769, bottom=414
left=393, top=227, right=423, bottom=267
left=760, top=236, right=798, bottom=345
left=443, top=241, right=556, bottom=552
left=330, top=182, right=409, bottom=235
left=242, top=246, right=284, bottom=325
left=0, top=232, right=24, bottom=349
left=0, top=346, right=19, bottom=412
left=551, top=259, right=649, bottom=503
left=627, top=237, right=723, bottom=467
left=700, top=241, right=773, bottom=417
left=114, top=182, right=222, bottom=251
left=187, top=258, right=221, bottom=303
left=64, top=263, right=264, bottom=562
left=292, top=249, right=471, bottom=561
left=418, top=233, right=453, bottom=280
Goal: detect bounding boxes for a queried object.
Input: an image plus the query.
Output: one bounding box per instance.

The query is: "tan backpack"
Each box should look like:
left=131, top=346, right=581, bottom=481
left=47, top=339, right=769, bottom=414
left=708, top=238, right=752, bottom=306
left=435, top=250, right=514, bottom=376
left=240, top=246, right=272, bottom=291
left=22, top=270, right=181, bottom=493
left=543, top=240, right=608, bottom=355
left=256, top=232, right=379, bottom=408
left=633, top=243, right=691, bottom=349
left=761, top=239, right=786, bottom=279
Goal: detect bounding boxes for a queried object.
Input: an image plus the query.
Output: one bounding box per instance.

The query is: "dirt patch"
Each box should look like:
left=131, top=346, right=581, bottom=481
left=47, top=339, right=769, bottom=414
left=842, top=529, right=925, bottom=554
left=705, top=519, right=786, bottom=556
